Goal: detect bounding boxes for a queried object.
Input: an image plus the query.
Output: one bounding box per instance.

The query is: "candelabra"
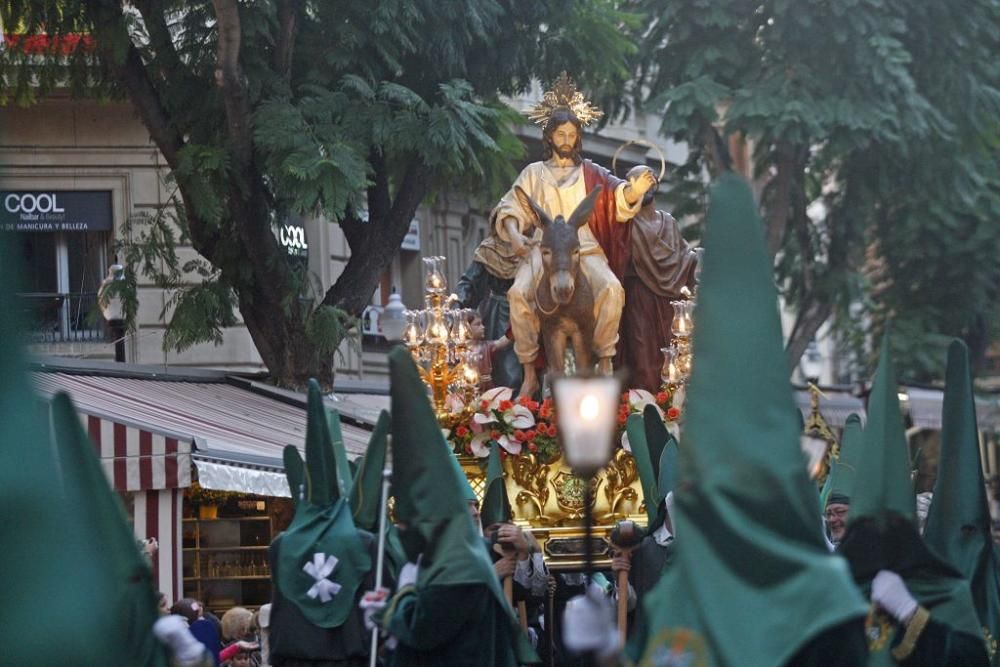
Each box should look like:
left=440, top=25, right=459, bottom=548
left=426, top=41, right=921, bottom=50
left=660, top=285, right=696, bottom=389
left=402, top=256, right=481, bottom=425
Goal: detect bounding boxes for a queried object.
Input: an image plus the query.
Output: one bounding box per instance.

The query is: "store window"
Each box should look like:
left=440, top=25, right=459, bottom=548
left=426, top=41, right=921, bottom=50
left=3, top=190, right=113, bottom=342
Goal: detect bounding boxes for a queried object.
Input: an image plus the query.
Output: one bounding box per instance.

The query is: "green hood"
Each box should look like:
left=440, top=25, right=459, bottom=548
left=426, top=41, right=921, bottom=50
left=481, top=442, right=512, bottom=527
left=626, top=413, right=660, bottom=527
left=838, top=336, right=985, bottom=660
left=645, top=404, right=679, bottom=502
left=0, top=240, right=163, bottom=665
left=388, top=347, right=537, bottom=663
left=284, top=445, right=306, bottom=504
left=327, top=407, right=354, bottom=500
left=350, top=410, right=390, bottom=532
left=633, top=175, right=867, bottom=667
left=923, top=340, right=1000, bottom=662
left=821, top=413, right=863, bottom=509
left=50, top=393, right=168, bottom=666
left=848, top=335, right=915, bottom=526
left=274, top=381, right=371, bottom=628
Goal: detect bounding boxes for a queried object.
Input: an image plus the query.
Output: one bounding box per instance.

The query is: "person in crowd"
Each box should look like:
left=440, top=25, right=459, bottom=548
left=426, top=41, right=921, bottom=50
left=268, top=382, right=386, bottom=667
left=154, top=614, right=215, bottom=667
left=824, top=495, right=850, bottom=545
left=159, top=592, right=171, bottom=616
left=920, top=340, right=1000, bottom=665
left=365, top=348, right=538, bottom=665
left=172, top=598, right=223, bottom=667
left=838, top=336, right=989, bottom=665
left=219, top=607, right=259, bottom=666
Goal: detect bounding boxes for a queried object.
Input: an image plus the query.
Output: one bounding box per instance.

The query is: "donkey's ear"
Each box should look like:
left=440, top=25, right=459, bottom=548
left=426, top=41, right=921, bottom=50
left=514, top=186, right=550, bottom=229
left=567, top=184, right=603, bottom=229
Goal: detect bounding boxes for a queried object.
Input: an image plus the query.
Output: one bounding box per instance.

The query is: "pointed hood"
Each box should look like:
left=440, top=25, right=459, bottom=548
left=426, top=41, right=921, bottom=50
left=838, top=336, right=985, bottom=657
left=848, top=335, right=915, bottom=525
left=0, top=240, right=149, bottom=665
left=283, top=445, right=305, bottom=504
left=481, top=442, right=512, bottom=527
left=924, top=340, right=1000, bottom=658
left=326, top=407, right=353, bottom=500
left=822, top=414, right=863, bottom=508
left=274, top=381, right=370, bottom=628
left=626, top=413, right=660, bottom=527
left=350, top=410, right=390, bottom=532
left=632, top=175, right=867, bottom=666
left=50, top=393, right=168, bottom=665
left=644, top=404, right=678, bottom=501
left=388, top=347, right=538, bottom=662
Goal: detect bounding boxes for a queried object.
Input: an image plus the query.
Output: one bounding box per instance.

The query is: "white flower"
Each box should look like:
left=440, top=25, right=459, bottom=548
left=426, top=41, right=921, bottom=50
left=480, top=386, right=513, bottom=410
left=628, top=389, right=664, bottom=420
left=620, top=430, right=632, bottom=453
left=470, top=432, right=492, bottom=458
left=506, top=404, right=535, bottom=429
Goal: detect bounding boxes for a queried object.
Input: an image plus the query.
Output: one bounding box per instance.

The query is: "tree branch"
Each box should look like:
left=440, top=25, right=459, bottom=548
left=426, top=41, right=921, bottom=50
left=273, top=0, right=303, bottom=79
left=211, top=0, right=253, bottom=165
left=763, top=142, right=797, bottom=258
left=133, top=0, right=189, bottom=83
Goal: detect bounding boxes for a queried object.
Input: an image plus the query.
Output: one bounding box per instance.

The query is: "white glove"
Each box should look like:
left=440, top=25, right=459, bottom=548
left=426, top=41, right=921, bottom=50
left=398, top=561, right=420, bottom=589
left=871, top=570, right=918, bottom=623
left=153, top=615, right=210, bottom=666
left=562, top=583, right=619, bottom=659
left=359, top=587, right=390, bottom=631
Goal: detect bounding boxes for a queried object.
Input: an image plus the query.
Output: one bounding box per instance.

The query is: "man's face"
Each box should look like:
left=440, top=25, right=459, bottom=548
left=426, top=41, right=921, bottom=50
left=825, top=503, right=850, bottom=542
left=551, top=122, right=579, bottom=159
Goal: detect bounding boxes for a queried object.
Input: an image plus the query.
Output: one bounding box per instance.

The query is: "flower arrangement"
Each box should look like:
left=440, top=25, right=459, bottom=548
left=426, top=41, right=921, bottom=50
left=445, top=384, right=682, bottom=464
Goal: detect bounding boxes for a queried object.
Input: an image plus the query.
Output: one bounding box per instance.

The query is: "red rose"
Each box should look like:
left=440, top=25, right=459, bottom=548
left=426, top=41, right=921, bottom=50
left=499, top=400, right=514, bottom=412
left=480, top=400, right=490, bottom=411
left=528, top=400, right=540, bottom=412
left=528, top=442, right=538, bottom=453
left=617, top=413, right=628, bottom=426
left=667, top=407, right=681, bottom=421
left=490, top=429, right=501, bottom=440
left=514, top=429, right=527, bottom=442
left=656, top=391, right=669, bottom=404
left=455, top=425, right=469, bottom=438
left=526, top=429, right=537, bottom=441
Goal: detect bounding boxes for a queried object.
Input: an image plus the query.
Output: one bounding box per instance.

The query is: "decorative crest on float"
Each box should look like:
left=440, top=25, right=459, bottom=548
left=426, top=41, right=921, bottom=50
left=525, top=71, right=604, bottom=128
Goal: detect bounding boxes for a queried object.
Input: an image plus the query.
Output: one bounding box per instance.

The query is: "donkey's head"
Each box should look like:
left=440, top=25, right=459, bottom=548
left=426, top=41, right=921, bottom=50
left=514, top=185, right=602, bottom=305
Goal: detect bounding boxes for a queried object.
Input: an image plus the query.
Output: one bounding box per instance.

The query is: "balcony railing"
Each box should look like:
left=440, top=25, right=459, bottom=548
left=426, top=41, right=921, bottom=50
left=17, top=292, right=109, bottom=343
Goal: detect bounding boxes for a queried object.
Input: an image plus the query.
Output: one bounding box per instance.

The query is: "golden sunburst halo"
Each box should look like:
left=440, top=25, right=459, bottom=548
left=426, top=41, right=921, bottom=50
left=525, top=71, right=604, bottom=129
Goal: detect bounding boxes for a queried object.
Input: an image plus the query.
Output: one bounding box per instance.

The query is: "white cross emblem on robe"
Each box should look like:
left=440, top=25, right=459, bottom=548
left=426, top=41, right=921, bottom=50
left=303, top=552, right=342, bottom=603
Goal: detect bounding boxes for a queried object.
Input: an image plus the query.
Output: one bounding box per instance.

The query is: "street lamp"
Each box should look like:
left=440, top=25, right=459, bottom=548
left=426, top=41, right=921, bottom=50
left=380, top=290, right=407, bottom=342
left=553, top=373, right=622, bottom=585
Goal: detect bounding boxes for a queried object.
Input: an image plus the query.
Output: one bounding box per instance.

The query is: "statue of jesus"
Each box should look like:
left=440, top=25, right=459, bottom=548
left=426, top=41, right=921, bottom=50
left=490, top=73, right=656, bottom=397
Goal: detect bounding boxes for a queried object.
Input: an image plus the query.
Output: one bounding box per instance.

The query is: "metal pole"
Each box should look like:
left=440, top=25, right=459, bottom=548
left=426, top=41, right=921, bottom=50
left=369, top=468, right=392, bottom=667
left=583, top=477, right=593, bottom=587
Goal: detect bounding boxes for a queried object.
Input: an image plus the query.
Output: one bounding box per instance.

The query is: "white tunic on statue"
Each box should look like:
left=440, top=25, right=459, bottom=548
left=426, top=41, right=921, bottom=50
left=495, top=161, right=639, bottom=364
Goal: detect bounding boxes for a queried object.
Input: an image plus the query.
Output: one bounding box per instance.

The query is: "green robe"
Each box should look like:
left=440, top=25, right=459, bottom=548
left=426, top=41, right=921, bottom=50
left=386, top=584, right=523, bottom=666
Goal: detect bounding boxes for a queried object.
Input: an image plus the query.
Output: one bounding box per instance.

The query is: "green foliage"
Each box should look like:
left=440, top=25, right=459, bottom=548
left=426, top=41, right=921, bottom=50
left=0, top=0, right=635, bottom=386
left=633, top=0, right=1000, bottom=381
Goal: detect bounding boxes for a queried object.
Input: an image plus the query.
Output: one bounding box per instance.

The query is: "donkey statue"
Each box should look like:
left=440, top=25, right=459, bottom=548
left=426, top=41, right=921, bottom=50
left=513, top=184, right=603, bottom=379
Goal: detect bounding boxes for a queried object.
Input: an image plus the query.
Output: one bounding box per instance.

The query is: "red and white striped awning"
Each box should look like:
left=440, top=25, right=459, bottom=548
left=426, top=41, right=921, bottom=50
left=80, top=412, right=192, bottom=492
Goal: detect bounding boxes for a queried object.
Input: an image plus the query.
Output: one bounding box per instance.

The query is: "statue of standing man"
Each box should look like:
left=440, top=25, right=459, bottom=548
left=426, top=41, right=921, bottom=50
left=492, top=73, right=656, bottom=397
left=617, top=165, right=699, bottom=393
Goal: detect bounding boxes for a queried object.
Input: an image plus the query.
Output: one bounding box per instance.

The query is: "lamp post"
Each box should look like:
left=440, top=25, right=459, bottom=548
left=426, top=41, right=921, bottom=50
left=552, top=374, right=622, bottom=582
left=380, top=290, right=408, bottom=343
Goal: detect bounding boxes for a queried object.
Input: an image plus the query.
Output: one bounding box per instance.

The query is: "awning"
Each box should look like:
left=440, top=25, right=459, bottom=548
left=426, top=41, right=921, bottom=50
left=31, top=369, right=376, bottom=497
left=72, top=409, right=192, bottom=491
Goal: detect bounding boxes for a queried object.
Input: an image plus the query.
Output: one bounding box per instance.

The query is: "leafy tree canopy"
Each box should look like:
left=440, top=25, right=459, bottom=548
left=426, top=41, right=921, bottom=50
left=632, top=0, right=1000, bottom=382
left=1, top=0, right=636, bottom=388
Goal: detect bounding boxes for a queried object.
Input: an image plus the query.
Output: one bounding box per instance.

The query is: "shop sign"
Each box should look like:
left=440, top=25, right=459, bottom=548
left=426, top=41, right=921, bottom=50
left=1, top=190, right=113, bottom=232
left=401, top=219, right=420, bottom=251
left=279, top=213, right=309, bottom=260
